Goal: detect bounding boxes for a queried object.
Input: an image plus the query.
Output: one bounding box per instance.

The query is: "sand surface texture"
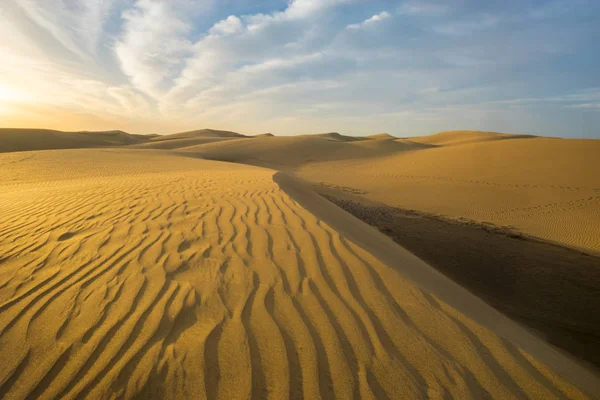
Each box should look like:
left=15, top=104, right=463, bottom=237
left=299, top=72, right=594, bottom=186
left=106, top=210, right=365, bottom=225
left=0, top=148, right=597, bottom=399
left=180, top=131, right=600, bottom=253
left=301, top=133, right=600, bottom=253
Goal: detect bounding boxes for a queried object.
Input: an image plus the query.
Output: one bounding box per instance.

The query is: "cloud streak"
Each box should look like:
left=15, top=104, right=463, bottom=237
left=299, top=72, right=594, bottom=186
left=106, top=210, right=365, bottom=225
left=0, top=0, right=599, bottom=137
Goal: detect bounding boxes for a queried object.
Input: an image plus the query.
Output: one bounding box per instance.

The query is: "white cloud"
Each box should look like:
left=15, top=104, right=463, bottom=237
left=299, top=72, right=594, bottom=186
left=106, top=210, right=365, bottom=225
left=115, top=0, right=194, bottom=98
left=8, top=0, right=117, bottom=59
left=285, top=0, right=354, bottom=19
left=165, top=0, right=354, bottom=106
left=347, top=11, right=391, bottom=29
left=210, top=16, right=243, bottom=35
left=0, top=0, right=598, bottom=137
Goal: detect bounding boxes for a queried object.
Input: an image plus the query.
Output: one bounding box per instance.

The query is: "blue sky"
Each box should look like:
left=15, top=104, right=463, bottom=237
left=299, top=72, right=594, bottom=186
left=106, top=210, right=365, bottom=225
left=0, top=0, right=599, bottom=137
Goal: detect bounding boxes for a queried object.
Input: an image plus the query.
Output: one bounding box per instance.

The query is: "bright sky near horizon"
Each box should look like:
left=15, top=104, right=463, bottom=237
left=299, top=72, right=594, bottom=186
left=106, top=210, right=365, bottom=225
left=0, top=0, right=599, bottom=137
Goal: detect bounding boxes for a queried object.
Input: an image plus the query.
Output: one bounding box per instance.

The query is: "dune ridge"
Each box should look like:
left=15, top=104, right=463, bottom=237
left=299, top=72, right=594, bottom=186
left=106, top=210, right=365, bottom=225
left=366, top=133, right=397, bottom=140
left=0, top=149, right=597, bottom=399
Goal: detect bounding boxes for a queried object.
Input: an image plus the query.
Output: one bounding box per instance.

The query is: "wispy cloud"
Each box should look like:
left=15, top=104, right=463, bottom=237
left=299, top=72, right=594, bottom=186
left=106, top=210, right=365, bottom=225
left=347, top=11, right=391, bottom=30
left=115, top=0, right=195, bottom=98
left=0, top=0, right=598, bottom=137
left=7, top=0, right=119, bottom=62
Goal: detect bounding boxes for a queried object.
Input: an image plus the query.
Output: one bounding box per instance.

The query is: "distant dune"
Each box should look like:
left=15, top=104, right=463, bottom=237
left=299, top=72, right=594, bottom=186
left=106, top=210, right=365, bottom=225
left=3, top=128, right=597, bottom=251
left=179, top=134, right=425, bottom=169
left=129, top=137, right=240, bottom=150
left=366, top=133, right=397, bottom=140
left=303, top=132, right=368, bottom=142
left=0, top=129, right=599, bottom=399
left=0, top=128, right=152, bottom=153
left=153, top=128, right=248, bottom=141
left=404, top=130, right=537, bottom=147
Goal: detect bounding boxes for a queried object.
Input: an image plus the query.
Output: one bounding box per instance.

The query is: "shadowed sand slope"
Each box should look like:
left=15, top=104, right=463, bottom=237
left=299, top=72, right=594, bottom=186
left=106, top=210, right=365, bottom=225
left=0, top=149, right=597, bottom=399
left=0, top=129, right=151, bottom=153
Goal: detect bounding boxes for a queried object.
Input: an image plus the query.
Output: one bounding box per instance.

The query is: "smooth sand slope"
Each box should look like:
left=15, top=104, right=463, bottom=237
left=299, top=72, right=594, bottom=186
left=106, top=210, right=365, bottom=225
left=130, top=137, right=241, bottom=150
left=153, top=128, right=249, bottom=141
left=401, top=130, right=537, bottom=146
left=178, top=134, right=424, bottom=169
left=1, top=148, right=598, bottom=399
left=128, top=129, right=254, bottom=151
left=299, top=134, right=600, bottom=253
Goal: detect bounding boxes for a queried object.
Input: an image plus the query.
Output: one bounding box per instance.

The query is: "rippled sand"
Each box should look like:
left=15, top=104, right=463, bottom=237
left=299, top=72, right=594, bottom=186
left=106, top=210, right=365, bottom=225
left=0, top=149, right=597, bottom=399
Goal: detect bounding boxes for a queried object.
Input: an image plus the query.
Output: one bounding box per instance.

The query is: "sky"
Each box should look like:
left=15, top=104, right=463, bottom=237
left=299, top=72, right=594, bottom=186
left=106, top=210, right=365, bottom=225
left=0, top=0, right=599, bottom=138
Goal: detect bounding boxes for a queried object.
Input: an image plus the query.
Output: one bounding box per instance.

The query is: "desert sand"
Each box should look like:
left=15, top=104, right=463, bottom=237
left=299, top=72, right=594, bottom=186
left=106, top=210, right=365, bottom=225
left=0, top=129, right=154, bottom=153
left=181, top=130, right=600, bottom=253
left=0, top=130, right=599, bottom=399
left=177, top=130, right=600, bottom=370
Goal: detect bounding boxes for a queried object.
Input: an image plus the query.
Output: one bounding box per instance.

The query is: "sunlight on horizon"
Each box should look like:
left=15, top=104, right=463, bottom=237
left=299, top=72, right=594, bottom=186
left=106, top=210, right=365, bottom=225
left=0, top=0, right=599, bottom=137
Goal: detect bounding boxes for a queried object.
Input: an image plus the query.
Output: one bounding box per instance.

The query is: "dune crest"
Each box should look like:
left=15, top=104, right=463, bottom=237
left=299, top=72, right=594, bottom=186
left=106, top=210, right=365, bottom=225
left=0, top=149, right=596, bottom=399
left=366, top=133, right=396, bottom=140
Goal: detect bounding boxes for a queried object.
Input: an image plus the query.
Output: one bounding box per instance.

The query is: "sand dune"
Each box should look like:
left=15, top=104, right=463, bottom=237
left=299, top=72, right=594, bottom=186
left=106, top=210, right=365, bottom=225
left=0, top=128, right=249, bottom=154
left=302, top=132, right=368, bottom=142
left=173, top=130, right=600, bottom=371
left=1, top=148, right=597, bottom=399
left=129, top=137, right=241, bottom=150
left=403, top=130, right=537, bottom=147
left=153, top=129, right=248, bottom=141
left=298, top=136, right=600, bottom=253
left=184, top=131, right=600, bottom=253
left=179, top=135, right=423, bottom=169
left=0, top=129, right=152, bottom=153
left=366, top=133, right=396, bottom=140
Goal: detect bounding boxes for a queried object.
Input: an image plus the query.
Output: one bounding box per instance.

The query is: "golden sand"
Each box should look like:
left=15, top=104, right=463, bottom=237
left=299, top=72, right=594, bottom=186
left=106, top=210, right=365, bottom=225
left=0, top=133, right=598, bottom=399
left=183, top=130, right=600, bottom=253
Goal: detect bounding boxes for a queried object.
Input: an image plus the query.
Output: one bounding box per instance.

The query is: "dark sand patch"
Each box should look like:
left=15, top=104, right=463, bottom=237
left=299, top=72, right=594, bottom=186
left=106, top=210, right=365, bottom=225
left=321, top=193, right=600, bottom=370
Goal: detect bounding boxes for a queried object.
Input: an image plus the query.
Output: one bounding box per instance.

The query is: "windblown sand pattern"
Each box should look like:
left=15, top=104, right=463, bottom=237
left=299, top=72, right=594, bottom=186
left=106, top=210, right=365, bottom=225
left=0, top=149, right=595, bottom=399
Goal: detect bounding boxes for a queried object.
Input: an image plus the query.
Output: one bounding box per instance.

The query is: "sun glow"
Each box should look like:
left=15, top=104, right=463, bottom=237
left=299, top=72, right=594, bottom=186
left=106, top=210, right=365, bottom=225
left=0, top=83, right=26, bottom=104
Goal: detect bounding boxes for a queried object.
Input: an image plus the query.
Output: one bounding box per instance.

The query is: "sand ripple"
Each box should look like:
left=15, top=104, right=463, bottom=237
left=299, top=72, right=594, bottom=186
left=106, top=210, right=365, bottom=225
left=0, top=150, right=594, bottom=399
